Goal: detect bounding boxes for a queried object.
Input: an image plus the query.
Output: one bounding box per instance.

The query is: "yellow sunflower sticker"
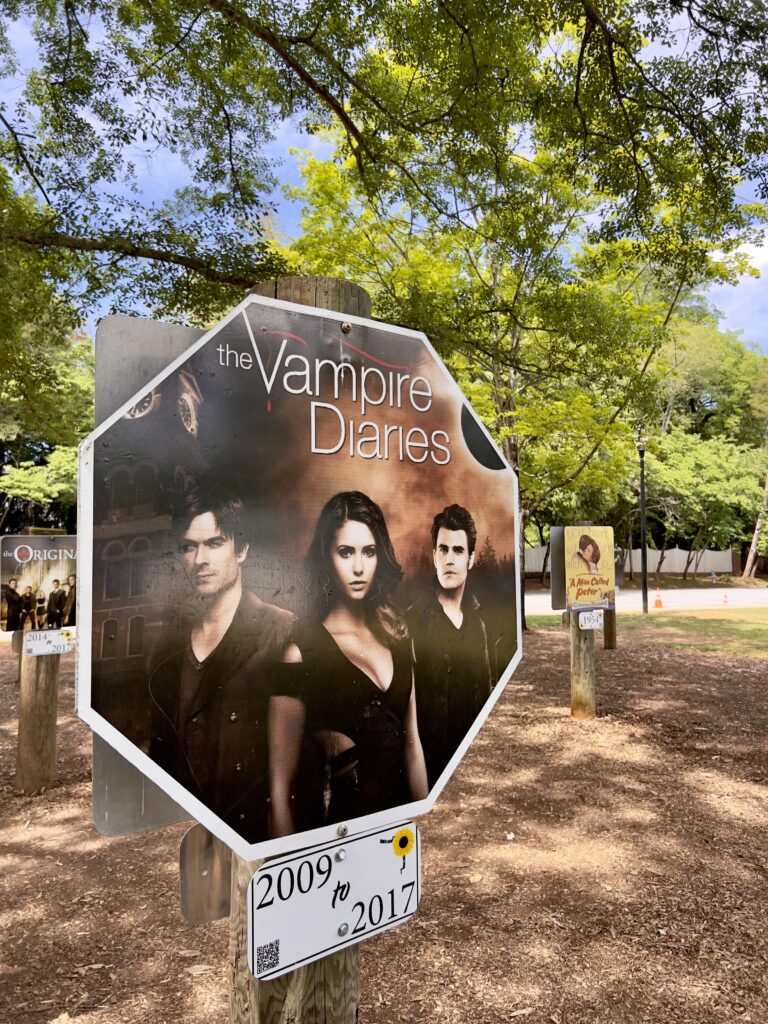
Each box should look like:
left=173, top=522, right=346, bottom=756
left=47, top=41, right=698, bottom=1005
left=391, top=827, right=415, bottom=858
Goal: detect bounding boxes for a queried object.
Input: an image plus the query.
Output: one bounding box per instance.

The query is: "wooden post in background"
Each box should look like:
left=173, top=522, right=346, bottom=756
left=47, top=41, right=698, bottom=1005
left=227, top=275, right=367, bottom=1024
left=15, top=646, right=61, bottom=792
left=12, top=629, right=23, bottom=684
left=603, top=608, right=617, bottom=650
left=570, top=616, right=596, bottom=719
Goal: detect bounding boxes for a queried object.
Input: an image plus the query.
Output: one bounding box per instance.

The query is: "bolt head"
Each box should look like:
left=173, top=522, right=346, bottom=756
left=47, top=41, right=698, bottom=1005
left=337, top=823, right=349, bottom=837
left=335, top=849, right=346, bottom=862
left=338, top=922, right=349, bottom=936
left=341, top=321, right=352, bottom=334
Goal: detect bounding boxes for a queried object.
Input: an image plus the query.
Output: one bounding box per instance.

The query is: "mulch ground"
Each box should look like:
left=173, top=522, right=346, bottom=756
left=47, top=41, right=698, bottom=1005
left=1, top=622, right=766, bottom=1023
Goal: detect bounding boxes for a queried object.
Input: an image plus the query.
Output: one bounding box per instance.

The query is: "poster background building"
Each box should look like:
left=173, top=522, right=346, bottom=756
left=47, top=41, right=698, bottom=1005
left=78, top=295, right=521, bottom=857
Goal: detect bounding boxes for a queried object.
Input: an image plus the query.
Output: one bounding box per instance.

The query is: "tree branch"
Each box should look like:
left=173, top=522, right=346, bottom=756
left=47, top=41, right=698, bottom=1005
left=526, top=340, right=659, bottom=517
left=0, top=112, right=52, bottom=205
left=4, top=227, right=278, bottom=287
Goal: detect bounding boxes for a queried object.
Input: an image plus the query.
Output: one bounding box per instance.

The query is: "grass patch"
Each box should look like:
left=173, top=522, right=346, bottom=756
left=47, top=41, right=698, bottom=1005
left=526, top=607, right=768, bottom=658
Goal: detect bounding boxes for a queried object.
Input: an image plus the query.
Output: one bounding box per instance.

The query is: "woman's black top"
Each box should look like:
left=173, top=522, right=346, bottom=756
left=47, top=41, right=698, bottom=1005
left=277, top=621, right=413, bottom=827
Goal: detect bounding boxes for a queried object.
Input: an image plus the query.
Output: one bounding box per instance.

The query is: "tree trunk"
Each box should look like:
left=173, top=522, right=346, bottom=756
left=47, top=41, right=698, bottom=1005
left=682, top=525, right=706, bottom=580
left=540, top=541, right=550, bottom=585
left=743, top=468, right=768, bottom=579
left=627, top=525, right=634, bottom=581
left=518, top=508, right=528, bottom=630
left=682, top=549, right=694, bottom=580
left=653, top=537, right=669, bottom=586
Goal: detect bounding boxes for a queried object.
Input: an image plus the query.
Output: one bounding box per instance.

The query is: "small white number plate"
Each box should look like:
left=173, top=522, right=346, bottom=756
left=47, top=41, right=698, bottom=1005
left=24, top=629, right=74, bottom=656
left=248, top=821, right=420, bottom=980
left=578, top=610, right=604, bottom=631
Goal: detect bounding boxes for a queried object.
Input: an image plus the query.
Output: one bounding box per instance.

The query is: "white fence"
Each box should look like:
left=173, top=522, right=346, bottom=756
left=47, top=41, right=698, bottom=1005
left=525, top=544, right=734, bottom=575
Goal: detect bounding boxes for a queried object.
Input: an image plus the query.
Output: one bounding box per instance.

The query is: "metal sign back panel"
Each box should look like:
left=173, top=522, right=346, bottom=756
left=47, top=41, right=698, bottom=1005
left=549, top=526, right=566, bottom=610
left=89, top=315, right=199, bottom=838
left=77, top=293, right=522, bottom=861
left=248, top=822, right=420, bottom=980
left=91, top=734, right=192, bottom=837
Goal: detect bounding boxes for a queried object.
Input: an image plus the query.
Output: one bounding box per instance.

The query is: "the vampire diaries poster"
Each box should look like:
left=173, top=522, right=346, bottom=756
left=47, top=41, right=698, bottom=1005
left=79, top=295, right=521, bottom=857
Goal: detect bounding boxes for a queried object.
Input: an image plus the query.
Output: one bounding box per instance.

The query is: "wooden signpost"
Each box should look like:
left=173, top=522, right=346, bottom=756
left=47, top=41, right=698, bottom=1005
left=569, top=616, right=597, bottom=719
left=89, top=276, right=370, bottom=1023
left=551, top=525, right=617, bottom=719
left=79, top=274, right=522, bottom=1024
left=228, top=276, right=369, bottom=1024
left=15, top=643, right=62, bottom=793
left=6, top=534, right=78, bottom=794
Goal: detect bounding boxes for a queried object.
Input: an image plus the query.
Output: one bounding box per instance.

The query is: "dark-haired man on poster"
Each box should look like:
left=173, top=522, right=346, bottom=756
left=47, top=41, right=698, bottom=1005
left=62, top=573, right=77, bottom=627
left=46, top=579, right=65, bottom=629
left=148, top=481, right=294, bottom=843
left=4, top=578, right=21, bottom=631
left=407, top=504, right=492, bottom=787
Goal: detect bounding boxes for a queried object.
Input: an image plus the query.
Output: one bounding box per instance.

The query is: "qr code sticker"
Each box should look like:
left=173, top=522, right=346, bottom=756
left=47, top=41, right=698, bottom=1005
left=257, top=939, right=280, bottom=974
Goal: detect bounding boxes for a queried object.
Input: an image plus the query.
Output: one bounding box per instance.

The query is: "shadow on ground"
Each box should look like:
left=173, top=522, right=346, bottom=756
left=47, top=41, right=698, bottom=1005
left=0, top=624, right=766, bottom=1023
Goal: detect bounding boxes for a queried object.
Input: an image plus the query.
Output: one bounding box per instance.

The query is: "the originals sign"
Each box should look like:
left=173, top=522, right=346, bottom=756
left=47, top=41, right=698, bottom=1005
left=10, top=546, right=77, bottom=564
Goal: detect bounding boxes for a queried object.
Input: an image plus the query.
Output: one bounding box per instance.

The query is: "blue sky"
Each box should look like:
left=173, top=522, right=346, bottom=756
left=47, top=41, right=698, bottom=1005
left=705, top=239, right=768, bottom=356
left=263, top=140, right=768, bottom=360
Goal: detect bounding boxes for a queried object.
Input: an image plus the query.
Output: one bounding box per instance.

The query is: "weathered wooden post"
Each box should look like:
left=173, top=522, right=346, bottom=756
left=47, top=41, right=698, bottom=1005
left=15, top=644, right=61, bottom=792
left=225, top=275, right=368, bottom=1024
left=570, top=616, right=596, bottom=719
left=560, top=523, right=616, bottom=719
left=603, top=608, right=617, bottom=650
left=79, top=273, right=521, bottom=1024
left=228, top=850, right=360, bottom=1023
left=229, top=853, right=260, bottom=1022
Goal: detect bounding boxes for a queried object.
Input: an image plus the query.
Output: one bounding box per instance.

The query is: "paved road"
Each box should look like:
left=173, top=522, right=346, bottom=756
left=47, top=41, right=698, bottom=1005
left=525, top=586, right=768, bottom=615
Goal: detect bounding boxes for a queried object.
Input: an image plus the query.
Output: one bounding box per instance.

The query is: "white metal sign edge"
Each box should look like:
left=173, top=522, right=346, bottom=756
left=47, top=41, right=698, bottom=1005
left=74, top=294, right=523, bottom=860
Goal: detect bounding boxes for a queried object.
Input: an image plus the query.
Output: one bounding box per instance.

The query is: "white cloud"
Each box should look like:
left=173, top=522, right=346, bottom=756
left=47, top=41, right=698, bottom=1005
left=701, top=231, right=768, bottom=354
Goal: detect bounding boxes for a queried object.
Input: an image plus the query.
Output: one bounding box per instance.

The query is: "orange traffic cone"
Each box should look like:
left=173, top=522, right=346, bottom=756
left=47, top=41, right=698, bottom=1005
left=654, top=587, right=663, bottom=609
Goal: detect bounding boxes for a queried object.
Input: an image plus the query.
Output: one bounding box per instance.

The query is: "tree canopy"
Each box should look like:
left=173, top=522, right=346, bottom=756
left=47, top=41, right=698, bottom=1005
left=3, top=1, right=768, bottom=550
left=2, top=1, right=768, bottom=323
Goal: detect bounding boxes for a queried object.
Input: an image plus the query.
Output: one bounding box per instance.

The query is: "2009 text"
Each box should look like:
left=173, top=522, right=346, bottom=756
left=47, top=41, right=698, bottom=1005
left=254, top=854, right=334, bottom=909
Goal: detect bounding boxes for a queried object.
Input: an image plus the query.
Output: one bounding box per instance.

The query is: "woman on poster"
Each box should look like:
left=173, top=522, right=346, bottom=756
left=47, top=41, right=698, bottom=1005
left=268, top=491, right=428, bottom=837
left=573, top=534, right=600, bottom=574
left=35, top=587, right=46, bottom=629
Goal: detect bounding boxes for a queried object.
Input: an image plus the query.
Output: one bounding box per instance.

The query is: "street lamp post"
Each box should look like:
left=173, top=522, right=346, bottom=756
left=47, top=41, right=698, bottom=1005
left=637, top=441, right=649, bottom=614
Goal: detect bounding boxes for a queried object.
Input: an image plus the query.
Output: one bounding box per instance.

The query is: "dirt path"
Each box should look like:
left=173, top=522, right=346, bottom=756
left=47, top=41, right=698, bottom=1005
left=1, top=625, right=766, bottom=1023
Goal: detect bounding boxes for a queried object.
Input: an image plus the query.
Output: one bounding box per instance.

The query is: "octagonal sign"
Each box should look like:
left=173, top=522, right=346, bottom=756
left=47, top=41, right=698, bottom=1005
left=77, top=294, right=521, bottom=860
